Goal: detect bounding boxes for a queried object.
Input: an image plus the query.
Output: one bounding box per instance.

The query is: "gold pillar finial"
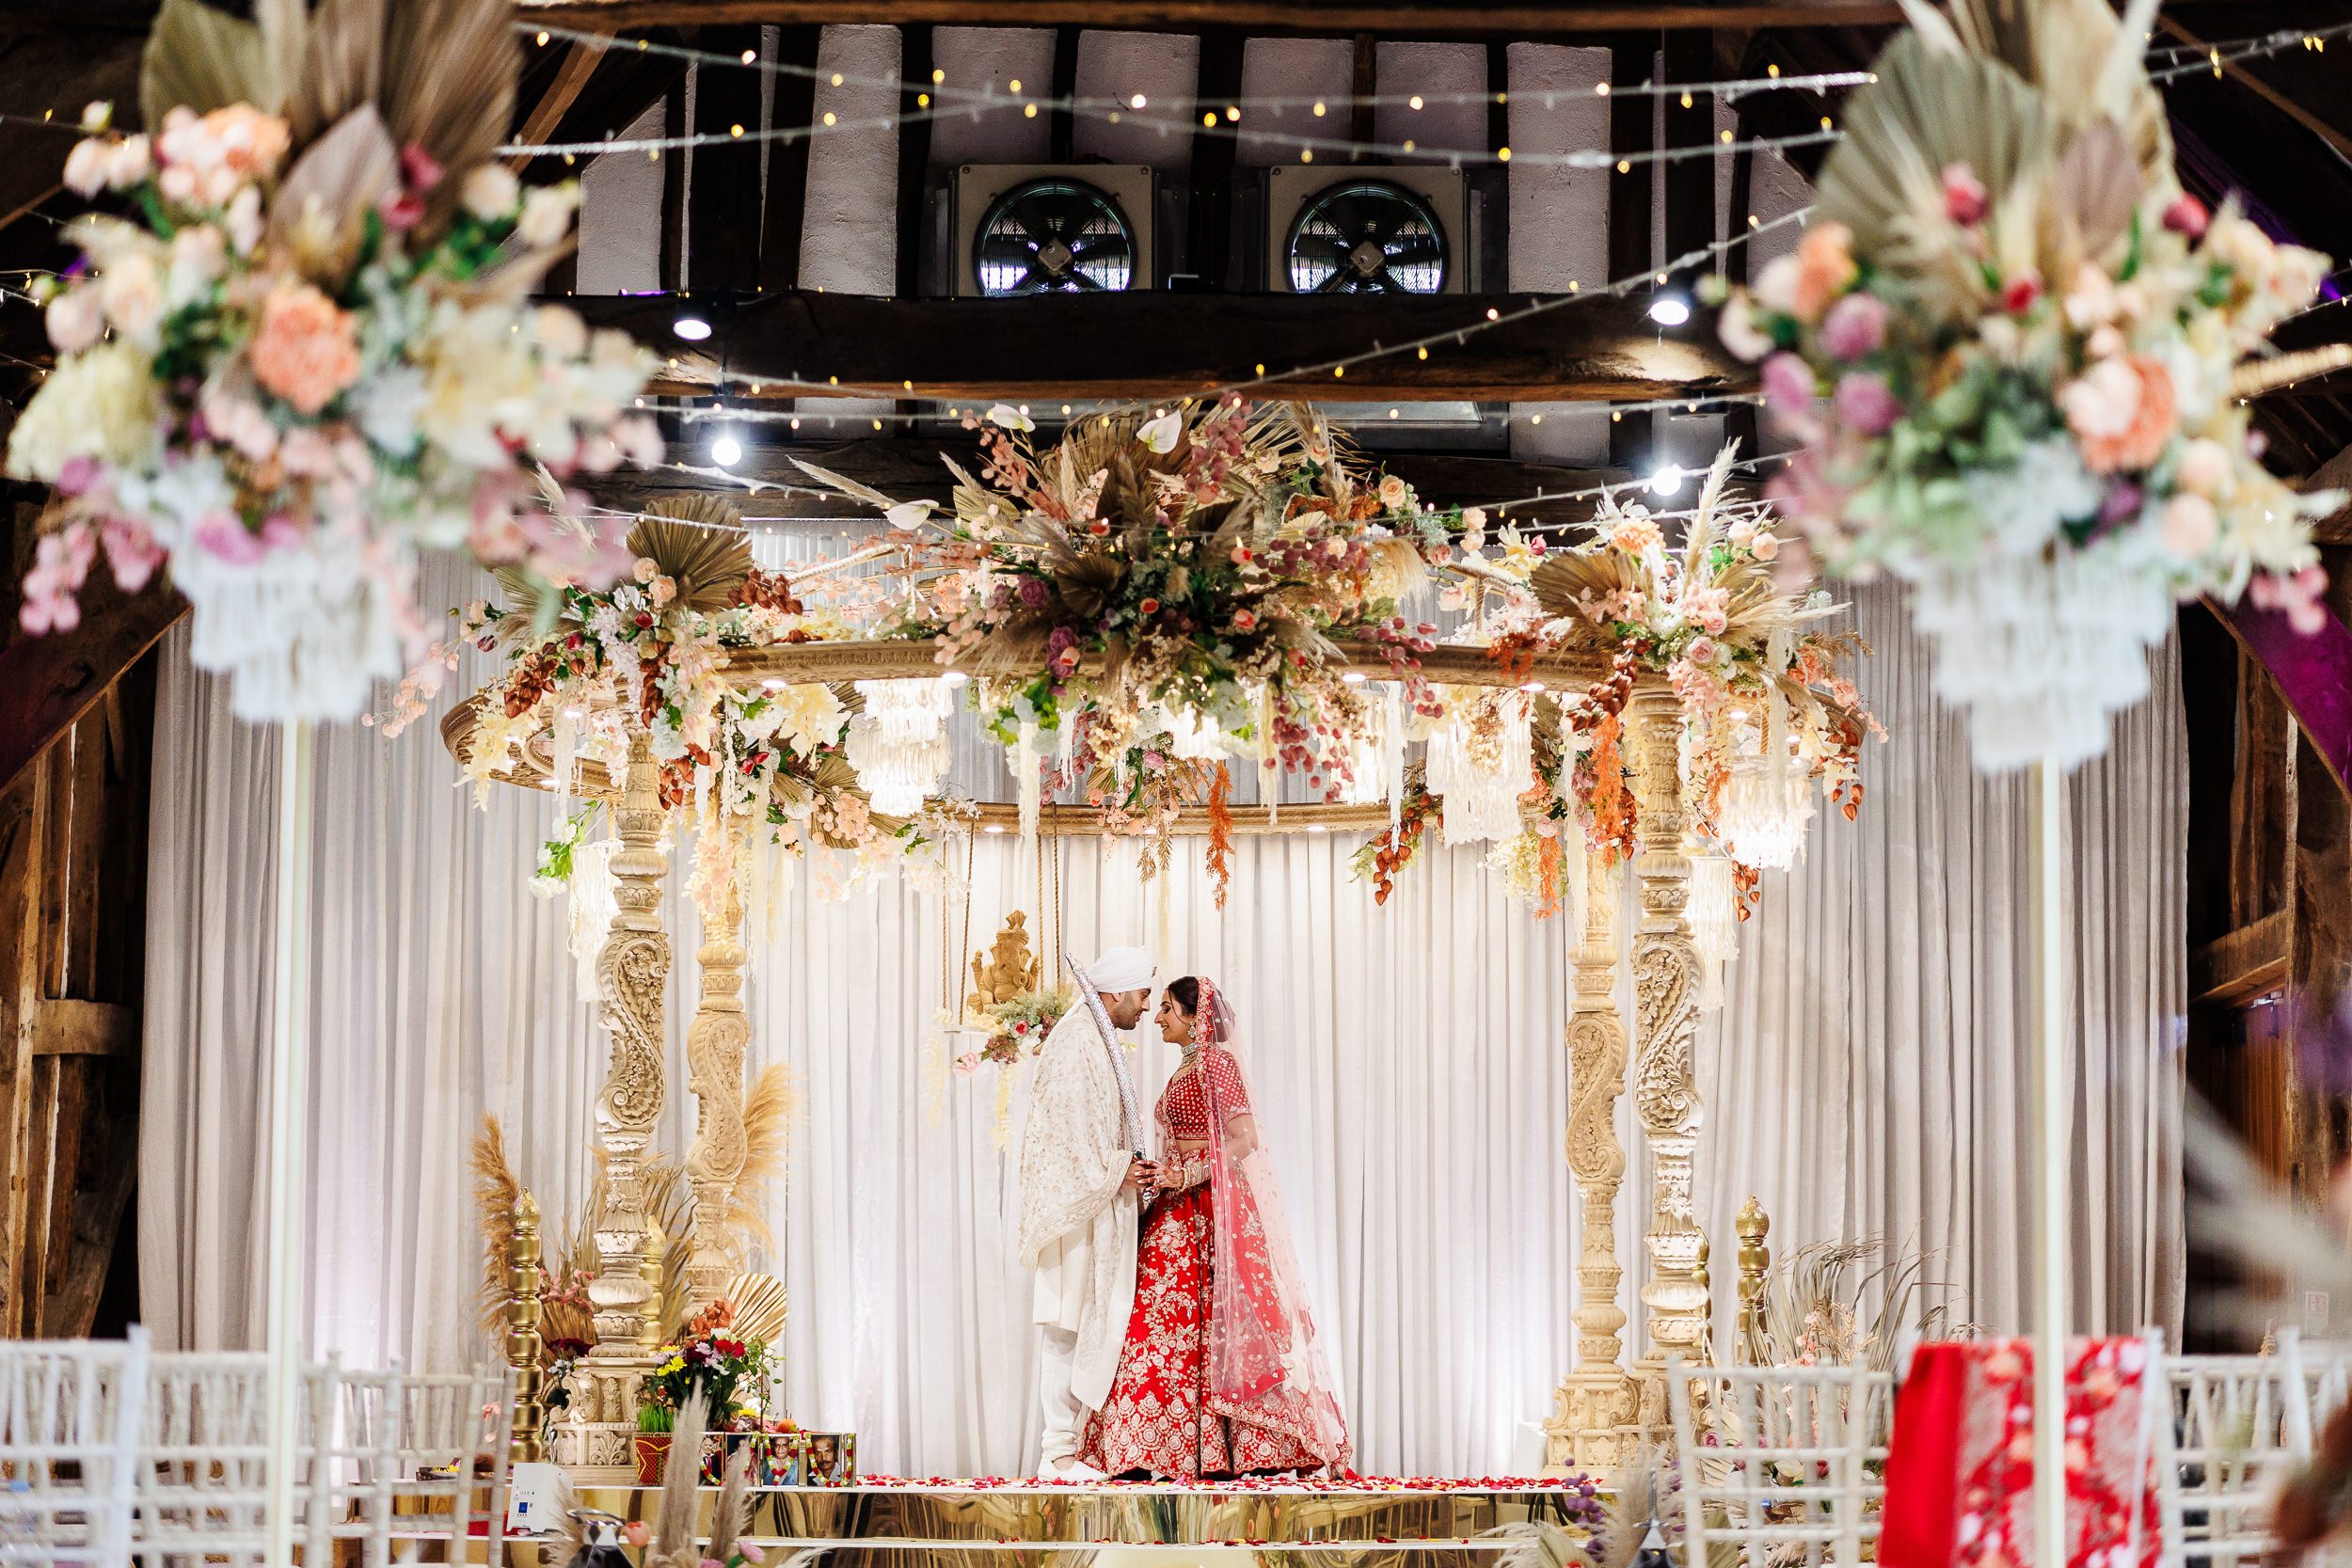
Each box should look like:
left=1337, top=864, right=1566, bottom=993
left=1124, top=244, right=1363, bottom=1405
left=1736, top=1196, right=1771, bottom=1364
left=506, top=1192, right=547, bottom=1464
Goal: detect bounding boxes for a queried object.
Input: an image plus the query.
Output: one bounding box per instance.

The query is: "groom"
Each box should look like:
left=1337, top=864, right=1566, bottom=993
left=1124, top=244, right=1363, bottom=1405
left=1016, top=944, right=1155, bottom=1480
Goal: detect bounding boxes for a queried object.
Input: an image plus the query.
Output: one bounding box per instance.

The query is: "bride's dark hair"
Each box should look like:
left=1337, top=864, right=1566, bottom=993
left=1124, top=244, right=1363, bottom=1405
left=1167, top=976, right=1203, bottom=1014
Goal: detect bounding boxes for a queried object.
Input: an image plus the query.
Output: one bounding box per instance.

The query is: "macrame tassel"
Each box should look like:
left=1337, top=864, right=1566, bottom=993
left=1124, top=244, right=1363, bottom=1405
left=1688, top=852, right=1738, bottom=1012
left=1385, top=684, right=1406, bottom=849
left=847, top=677, right=954, bottom=814
left=550, top=709, right=579, bottom=814
left=1016, top=718, right=1041, bottom=843
left=566, top=835, right=619, bottom=1004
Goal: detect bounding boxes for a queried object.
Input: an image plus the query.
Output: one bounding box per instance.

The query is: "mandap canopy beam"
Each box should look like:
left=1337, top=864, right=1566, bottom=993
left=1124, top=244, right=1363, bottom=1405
left=565, top=289, right=1750, bottom=405
left=514, top=0, right=1902, bottom=31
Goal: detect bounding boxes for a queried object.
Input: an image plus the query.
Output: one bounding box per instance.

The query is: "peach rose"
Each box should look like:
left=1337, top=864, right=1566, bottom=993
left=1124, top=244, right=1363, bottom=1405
left=2176, top=436, right=2231, bottom=499
left=249, top=282, right=361, bottom=416
left=2158, top=494, right=2218, bottom=559
left=2060, top=355, right=2177, bottom=475
left=1791, top=221, right=1857, bottom=323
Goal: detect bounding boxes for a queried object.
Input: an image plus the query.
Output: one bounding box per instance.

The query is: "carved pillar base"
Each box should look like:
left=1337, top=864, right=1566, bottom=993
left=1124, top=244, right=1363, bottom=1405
left=551, top=1361, right=659, bottom=1480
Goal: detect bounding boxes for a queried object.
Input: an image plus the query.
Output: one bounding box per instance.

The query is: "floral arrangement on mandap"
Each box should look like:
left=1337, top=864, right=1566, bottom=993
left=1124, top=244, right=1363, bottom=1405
left=957, top=985, right=1073, bottom=1073
left=1709, top=0, right=2342, bottom=772
left=641, top=1297, right=770, bottom=1433
left=1356, top=448, right=1879, bottom=917
left=803, top=398, right=1448, bottom=826
left=8, top=0, right=660, bottom=721
left=441, top=491, right=947, bottom=930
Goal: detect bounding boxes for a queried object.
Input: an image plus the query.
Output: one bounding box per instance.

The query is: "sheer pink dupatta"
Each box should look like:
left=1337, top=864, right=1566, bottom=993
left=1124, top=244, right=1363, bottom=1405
left=1191, top=979, right=1352, bottom=1469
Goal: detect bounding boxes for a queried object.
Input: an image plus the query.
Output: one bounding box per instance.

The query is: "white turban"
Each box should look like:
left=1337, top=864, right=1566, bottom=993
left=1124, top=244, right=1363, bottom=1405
left=1084, top=945, right=1156, bottom=993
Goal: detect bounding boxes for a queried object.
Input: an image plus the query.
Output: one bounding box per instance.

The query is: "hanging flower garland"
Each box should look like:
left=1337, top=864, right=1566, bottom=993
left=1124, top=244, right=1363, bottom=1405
left=1358, top=449, right=1878, bottom=912
left=1709, top=0, right=2343, bottom=773
left=8, top=0, right=665, bottom=722
left=443, top=494, right=939, bottom=923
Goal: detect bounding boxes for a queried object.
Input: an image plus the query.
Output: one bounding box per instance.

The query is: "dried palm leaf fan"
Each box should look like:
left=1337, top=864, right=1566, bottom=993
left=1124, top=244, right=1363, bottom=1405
left=139, top=0, right=519, bottom=245
left=628, top=495, right=754, bottom=613
left=724, top=1274, right=790, bottom=1347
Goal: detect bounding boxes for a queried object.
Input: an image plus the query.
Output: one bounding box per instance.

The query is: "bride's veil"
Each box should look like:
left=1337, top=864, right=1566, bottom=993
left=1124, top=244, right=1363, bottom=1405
left=1192, top=977, right=1351, bottom=1466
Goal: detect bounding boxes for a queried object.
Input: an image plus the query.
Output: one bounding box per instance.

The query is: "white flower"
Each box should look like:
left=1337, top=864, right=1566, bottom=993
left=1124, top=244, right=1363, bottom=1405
left=986, top=403, right=1034, bottom=433
left=225, top=187, right=263, bottom=254
left=516, top=184, right=578, bottom=248
left=99, top=250, right=166, bottom=345
left=103, top=135, right=152, bottom=190
left=6, top=340, right=159, bottom=482
left=62, top=138, right=109, bottom=197
left=1717, top=291, right=1774, bottom=360
left=462, top=164, right=521, bottom=220
left=1751, top=254, right=1801, bottom=315
left=79, top=102, right=112, bottom=133
left=167, top=224, right=227, bottom=307
left=532, top=303, right=589, bottom=360
left=45, top=288, right=103, bottom=354
left=1136, top=409, right=1183, bottom=453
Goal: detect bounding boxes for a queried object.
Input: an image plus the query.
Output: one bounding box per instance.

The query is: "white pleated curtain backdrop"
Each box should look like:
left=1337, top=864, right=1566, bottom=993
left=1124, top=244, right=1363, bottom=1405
left=138, top=548, right=2184, bottom=1478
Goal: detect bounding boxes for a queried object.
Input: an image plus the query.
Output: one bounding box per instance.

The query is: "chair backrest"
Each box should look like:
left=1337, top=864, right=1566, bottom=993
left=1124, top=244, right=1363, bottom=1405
left=303, top=1360, right=510, bottom=1568
left=1667, top=1357, right=1895, bottom=1568
left=0, top=1327, right=151, bottom=1567
left=2295, top=1336, right=2352, bottom=1432
left=134, top=1351, right=271, bottom=1565
left=2149, top=1328, right=2315, bottom=1568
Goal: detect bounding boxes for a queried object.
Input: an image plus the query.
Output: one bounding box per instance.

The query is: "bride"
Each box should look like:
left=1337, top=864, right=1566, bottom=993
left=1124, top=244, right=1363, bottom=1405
left=1080, top=976, right=1351, bottom=1478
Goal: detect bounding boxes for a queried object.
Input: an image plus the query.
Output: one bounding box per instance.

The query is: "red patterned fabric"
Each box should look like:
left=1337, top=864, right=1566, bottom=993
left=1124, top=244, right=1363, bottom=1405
left=1078, top=1049, right=1349, bottom=1478
left=1881, top=1338, right=2158, bottom=1568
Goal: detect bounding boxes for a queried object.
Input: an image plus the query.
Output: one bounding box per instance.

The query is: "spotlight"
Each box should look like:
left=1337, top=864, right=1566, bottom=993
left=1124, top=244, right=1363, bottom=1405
left=710, top=427, right=744, bottom=468
left=1646, top=293, right=1692, bottom=327
left=1645, top=465, right=1685, bottom=498
left=673, top=314, right=713, bottom=341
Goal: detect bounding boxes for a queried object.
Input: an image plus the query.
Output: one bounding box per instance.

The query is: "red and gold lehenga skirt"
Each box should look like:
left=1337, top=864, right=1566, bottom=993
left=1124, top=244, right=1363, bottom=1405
left=1078, top=1180, right=1335, bottom=1479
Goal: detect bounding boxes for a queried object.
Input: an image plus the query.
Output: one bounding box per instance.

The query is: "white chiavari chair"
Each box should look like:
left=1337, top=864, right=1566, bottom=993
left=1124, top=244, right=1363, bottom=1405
left=2295, top=1336, right=2352, bottom=1433
left=133, top=1351, right=271, bottom=1565
left=302, top=1360, right=511, bottom=1568
left=1668, top=1357, right=1895, bottom=1568
left=2149, top=1327, right=2315, bottom=1568
left=0, top=1328, right=151, bottom=1567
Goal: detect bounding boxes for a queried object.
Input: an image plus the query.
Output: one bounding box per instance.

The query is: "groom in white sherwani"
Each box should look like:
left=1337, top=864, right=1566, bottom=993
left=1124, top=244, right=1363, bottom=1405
left=1015, top=945, right=1156, bottom=1480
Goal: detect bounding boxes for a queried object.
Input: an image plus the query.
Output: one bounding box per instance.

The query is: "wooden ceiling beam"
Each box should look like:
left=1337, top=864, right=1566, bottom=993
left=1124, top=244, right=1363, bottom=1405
left=512, top=0, right=1903, bottom=35
left=571, top=287, right=1746, bottom=403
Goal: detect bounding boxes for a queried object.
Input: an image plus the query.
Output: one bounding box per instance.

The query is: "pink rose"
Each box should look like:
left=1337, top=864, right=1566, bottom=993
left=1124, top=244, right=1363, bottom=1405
left=1941, top=161, right=1988, bottom=226
left=1833, top=372, right=1900, bottom=436
left=2176, top=437, right=2230, bottom=498
left=1684, top=636, right=1719, bottom=669
left=2250, top=565, right=2329, bottom=637
left=1759, top=352, right=1816, bottom=417
left=1819, top=292, right=1887, bottom=361
left=623, top=1520, right=651, bottom=1548
left=191, top=514, right=264, bottom=565
left=2000, top=273, right=2043, bottom=315
left=2163, top=194, right=2209, bottom=239
left=248, top=282, right=361, bottom=415
left=2157, top=494, right=2217, bottom=559
left=1748, top=530, right=1780, bottom=562
left=101, top=516, right=166, bottom=592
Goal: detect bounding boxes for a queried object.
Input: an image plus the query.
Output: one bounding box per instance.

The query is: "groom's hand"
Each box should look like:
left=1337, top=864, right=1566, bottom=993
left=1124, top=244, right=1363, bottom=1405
left=1121, top=1158, right=1154, bottom=1193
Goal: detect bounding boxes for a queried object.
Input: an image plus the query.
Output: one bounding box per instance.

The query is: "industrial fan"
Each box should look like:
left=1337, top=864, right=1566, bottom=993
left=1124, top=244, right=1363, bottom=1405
left=970, top=176, right=1138, bottom=295
left=1281, top=178, right=1451, bottom=294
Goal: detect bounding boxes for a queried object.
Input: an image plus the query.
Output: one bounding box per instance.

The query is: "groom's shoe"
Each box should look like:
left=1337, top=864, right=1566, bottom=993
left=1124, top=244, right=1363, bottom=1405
left=1039, top=1456, right=1106, bottom=1482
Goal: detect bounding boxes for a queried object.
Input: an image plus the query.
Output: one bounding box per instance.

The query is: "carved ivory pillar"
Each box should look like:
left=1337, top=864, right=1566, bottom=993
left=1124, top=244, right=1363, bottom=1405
left=684, top=855, right=750, bottom=1311
left=1545, top=847, right=1640, bottom=1470
left=589, top=730, right=671, bottom=1354
left=1629, top=686, right=1708, bottom=1424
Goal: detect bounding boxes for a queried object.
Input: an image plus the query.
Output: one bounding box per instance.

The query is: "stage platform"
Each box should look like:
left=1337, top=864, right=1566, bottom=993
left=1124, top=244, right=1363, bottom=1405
left=503, top=1478, right=1601, bottom=1567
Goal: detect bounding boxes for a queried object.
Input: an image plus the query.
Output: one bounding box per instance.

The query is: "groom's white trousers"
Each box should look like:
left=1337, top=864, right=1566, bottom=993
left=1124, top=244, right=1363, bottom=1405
left=1035, top=1322, right=1088, bottom=1464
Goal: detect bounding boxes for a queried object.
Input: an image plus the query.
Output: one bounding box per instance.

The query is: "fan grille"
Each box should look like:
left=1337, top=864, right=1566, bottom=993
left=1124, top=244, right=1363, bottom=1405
left=974, top=178, right=1136, bottom=295
left=1285, top=179, right=1449, bottom=295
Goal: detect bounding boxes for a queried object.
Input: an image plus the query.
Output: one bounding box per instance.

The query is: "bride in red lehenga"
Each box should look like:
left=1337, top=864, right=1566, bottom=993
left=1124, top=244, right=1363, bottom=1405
left=1080, top=975, right=1351, bottom=1478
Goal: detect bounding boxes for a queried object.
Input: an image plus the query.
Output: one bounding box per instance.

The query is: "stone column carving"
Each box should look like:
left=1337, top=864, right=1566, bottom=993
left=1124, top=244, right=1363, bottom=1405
left=1545, top=848, right=1640, bottom=1470
left=589, top=729, right=671, bottom=1355
left=1629, top=686, right=1708, bottom=1426
left=685, top=857, right=750, bottom=1310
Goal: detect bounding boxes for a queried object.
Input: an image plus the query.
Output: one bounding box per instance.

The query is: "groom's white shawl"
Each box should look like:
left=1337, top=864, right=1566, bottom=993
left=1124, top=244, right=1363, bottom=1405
left=1016, top=1003, right=1140, bottom=1408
